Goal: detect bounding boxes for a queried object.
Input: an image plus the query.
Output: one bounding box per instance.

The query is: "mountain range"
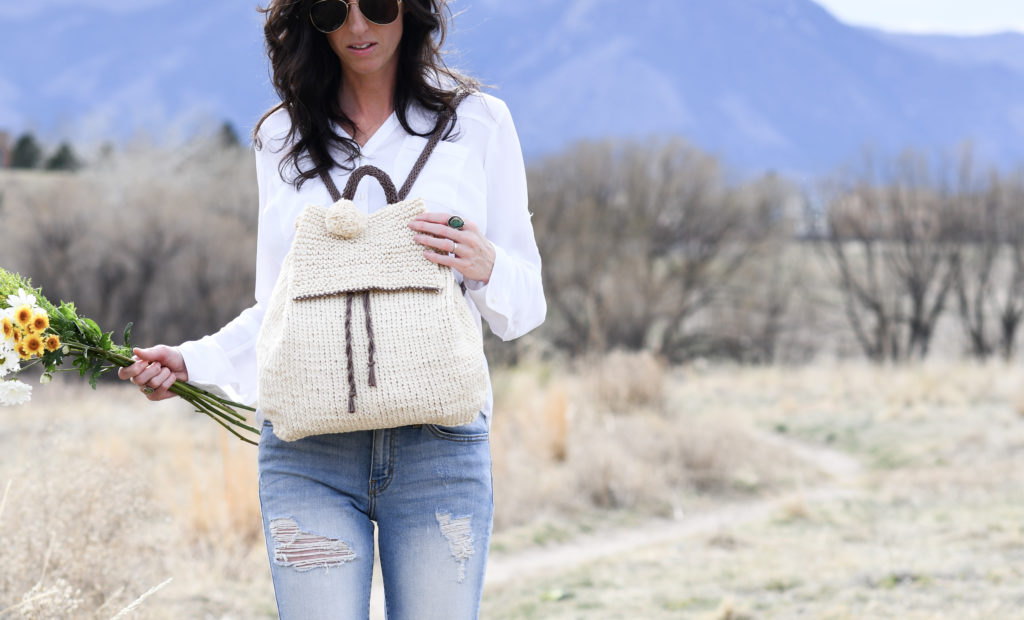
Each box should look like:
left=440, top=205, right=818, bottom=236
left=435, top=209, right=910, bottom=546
left=2, top=0, right=1024, bottom=177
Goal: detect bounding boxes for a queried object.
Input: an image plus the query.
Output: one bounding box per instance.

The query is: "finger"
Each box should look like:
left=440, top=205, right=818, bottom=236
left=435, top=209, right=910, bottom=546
left=132, top=347, right=159, bottom=362
left=410, top=212, right=454, bottom=225
left=134, top=362, right=164, bottom=386
left=118, top=358, right=149, bottom=381
left=134, top=346, right=173, bottom=365
left=422, top=250, right=470, bottom=270
left=158, top=372, right=178, bottom=394
left=146, top=367, right=173, bottom=389
left=409, top=220, right=471, bottom=242
left=413, top=233, right=470, bottom=254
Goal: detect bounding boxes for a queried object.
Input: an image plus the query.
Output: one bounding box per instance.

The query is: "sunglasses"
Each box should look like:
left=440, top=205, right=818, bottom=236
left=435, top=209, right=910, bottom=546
left=309, top=0, right=403, bottom=33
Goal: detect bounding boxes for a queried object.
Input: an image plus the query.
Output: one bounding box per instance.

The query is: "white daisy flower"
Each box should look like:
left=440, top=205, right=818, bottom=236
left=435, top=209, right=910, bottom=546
left=6, top=288, right=39, bottom=310
left=0, top=341, right=19, bottom=378
left=0, top=379, right=32, bottom=406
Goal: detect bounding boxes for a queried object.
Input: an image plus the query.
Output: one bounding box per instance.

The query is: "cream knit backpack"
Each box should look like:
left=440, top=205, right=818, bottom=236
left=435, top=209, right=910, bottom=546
left=256, top=93, right=488, bottom=441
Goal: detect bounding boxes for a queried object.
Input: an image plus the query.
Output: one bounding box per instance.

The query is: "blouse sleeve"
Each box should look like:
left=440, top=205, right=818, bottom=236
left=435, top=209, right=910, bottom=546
left=463, top=100, right=547, bottom=340
left=173, top=137, right=279, bottom=405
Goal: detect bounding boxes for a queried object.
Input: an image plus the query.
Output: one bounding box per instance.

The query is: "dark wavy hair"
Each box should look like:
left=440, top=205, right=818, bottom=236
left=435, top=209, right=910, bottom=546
left=254, top=0, right=478, bottom=189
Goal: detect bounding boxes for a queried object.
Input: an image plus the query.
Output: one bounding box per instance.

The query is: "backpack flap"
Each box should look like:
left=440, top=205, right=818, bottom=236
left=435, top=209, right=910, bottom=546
left=289, top=196, right=445, bottom=300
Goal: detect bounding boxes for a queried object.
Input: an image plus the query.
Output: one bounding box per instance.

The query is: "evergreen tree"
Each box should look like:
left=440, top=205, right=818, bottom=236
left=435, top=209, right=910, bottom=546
left=44, top=141, right=81, bottom=171
left=10, top=133, right=42, bottom=169
left=218, top=121, right=241, bottom=149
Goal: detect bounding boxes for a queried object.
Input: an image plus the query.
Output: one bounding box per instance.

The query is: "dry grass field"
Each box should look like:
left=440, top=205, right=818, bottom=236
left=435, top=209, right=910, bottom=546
left=1, top=355, right=1023, bottom=618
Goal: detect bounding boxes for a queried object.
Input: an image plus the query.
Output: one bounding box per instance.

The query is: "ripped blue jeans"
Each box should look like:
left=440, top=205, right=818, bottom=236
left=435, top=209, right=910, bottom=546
left=257, top=413, right=493, bottom=620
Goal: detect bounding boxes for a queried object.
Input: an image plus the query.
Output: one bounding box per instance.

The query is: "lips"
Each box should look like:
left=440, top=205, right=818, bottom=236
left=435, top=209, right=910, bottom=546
left=348, top=42, right=377, bottom=52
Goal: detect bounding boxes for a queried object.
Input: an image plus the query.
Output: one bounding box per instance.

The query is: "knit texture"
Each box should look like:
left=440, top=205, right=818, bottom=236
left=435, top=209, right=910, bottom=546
left=291, top=197, right=440, bottom=299
left=255, top=196, right=489, bottom=441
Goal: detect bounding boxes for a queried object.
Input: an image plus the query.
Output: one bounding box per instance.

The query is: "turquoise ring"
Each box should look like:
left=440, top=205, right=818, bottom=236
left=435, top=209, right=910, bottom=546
left=447, top=215, right=465, bottom=230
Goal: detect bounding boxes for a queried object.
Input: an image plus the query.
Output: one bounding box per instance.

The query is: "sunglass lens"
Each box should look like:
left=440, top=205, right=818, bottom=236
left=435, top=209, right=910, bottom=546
left=310, top=0, right=348, bottom=33
left=359, top=0, right=401, bottom=25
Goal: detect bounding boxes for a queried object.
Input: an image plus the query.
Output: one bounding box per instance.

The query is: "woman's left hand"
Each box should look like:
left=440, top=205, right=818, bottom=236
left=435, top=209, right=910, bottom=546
left=409, top=213, right=495, bottom=284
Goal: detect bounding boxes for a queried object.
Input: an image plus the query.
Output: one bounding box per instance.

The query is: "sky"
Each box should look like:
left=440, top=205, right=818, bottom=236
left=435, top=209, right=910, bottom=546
left=812, top=0, right=1024, bottom=35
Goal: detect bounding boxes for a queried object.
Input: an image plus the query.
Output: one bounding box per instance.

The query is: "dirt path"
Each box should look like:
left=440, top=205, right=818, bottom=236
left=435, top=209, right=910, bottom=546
left=486, top=431, right=864, bottom=587
left=368, top=432, right=864, bottom=618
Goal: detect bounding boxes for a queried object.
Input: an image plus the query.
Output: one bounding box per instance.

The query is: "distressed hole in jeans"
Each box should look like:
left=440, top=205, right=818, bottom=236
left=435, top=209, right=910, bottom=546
left=269, top=517, right=357, bottom=572
left=436, top=510, right=475, bottom=583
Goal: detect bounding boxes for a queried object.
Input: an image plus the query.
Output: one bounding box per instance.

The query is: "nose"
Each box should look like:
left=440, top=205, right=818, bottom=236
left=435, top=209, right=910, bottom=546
left=346, top=1, right=370, bottom=33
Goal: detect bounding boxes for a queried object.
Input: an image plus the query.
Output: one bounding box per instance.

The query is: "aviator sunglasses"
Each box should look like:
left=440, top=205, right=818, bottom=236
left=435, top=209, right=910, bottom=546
left=310, top=0, right=403, bottom=33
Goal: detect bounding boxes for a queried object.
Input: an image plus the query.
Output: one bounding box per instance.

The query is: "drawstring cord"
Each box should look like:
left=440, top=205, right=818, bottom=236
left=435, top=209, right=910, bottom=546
left=345, top=292, right=377, bottom=413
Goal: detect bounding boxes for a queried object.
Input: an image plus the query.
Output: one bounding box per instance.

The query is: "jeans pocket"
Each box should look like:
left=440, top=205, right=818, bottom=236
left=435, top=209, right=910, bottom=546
left=425, top=412, right=489, bottom=443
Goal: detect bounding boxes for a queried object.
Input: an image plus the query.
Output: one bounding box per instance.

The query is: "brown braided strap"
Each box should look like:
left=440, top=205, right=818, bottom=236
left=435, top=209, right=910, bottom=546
left=398, top=91, right=470, bottom=200
left=341, top=166, right=399, bottom=203
left=320, top=172, right=344, bottom=205
left=319, top=90, right=471, bottom=204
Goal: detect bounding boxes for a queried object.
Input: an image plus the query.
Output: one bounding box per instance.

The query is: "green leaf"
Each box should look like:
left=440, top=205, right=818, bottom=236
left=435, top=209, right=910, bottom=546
left=122, top=322, right=133, bottom=349
left=83, top=318, right=102, bottom=340
left=100, top=332, right=113, bottom=351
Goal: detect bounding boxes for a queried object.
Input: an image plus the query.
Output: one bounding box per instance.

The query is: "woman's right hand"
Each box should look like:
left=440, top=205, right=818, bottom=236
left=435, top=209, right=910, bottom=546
left=117, top=345, right=189, bottom=401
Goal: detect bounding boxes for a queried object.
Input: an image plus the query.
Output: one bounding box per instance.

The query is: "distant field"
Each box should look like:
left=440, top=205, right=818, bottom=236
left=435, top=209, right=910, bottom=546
left=1, top=358, right=1022, bottom=618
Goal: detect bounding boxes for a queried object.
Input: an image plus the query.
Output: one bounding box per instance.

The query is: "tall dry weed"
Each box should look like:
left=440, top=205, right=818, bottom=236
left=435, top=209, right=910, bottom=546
left=579, top=350, right=666, bottom=414
left=159, top=430, right=261, bottom=549
left=490, top=356, right=815, bottom=529
left=0, top=457, right=172, bottom=618
left=0, top=385, right=272, bottom=618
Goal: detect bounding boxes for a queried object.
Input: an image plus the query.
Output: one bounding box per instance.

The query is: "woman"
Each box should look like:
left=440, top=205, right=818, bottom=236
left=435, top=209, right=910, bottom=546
left=116, top=0, right=545, bottom=617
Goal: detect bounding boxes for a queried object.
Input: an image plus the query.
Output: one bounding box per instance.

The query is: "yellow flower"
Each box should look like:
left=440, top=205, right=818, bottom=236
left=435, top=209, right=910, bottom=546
left=31, top=312, right=49, bottom=333
left=1, top=317, right=12, bottom=341
left=44, top=334, right=61, bottom=352
left=13, top=329, right=22, bottom=344
left=14, top=305, right=33, bottom=329
left=24, top=334, right=44, bottom=358
left=16, top=341, right=30, bottom=360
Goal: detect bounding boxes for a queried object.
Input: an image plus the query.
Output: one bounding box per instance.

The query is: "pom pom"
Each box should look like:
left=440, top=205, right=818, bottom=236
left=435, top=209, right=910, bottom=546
left=325, top=198, right=368, bottom=239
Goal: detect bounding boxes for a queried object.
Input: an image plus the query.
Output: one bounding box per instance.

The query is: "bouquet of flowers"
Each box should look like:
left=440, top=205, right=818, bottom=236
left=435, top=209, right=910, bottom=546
left=0, top=268, right=259, bottom=444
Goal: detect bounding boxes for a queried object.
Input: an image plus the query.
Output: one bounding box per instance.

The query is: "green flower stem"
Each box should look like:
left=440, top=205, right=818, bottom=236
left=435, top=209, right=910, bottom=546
left=61, top=340, right=259, bottom=442
left=186, top=388, right=252, bottom=423
left=172, top=384, right=259, bottom=433
left=201, top=389, right=257, bottom=412
left=189, top=401, right=259, bottom=446
left=167, top=382, right=247, bottom=423
left=17, top=359, right=43, bottom=372
left=188, top=394, right=256, bottom=432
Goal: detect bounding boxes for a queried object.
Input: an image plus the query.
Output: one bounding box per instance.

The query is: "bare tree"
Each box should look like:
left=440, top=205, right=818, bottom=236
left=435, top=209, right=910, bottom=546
left=822, top=150, right=959, bottom=361
left=951, top=165, right=1024, bottom=360
left=529, top=138, right=786, bottom=361
left=8, top=136, right=257, bottom=354
left=998, top=174, right=1024, bottom=358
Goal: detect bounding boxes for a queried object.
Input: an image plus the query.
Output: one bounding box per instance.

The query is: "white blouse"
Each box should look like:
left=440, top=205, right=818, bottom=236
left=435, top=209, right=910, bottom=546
left=175, top=92, right=546, bottom=423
